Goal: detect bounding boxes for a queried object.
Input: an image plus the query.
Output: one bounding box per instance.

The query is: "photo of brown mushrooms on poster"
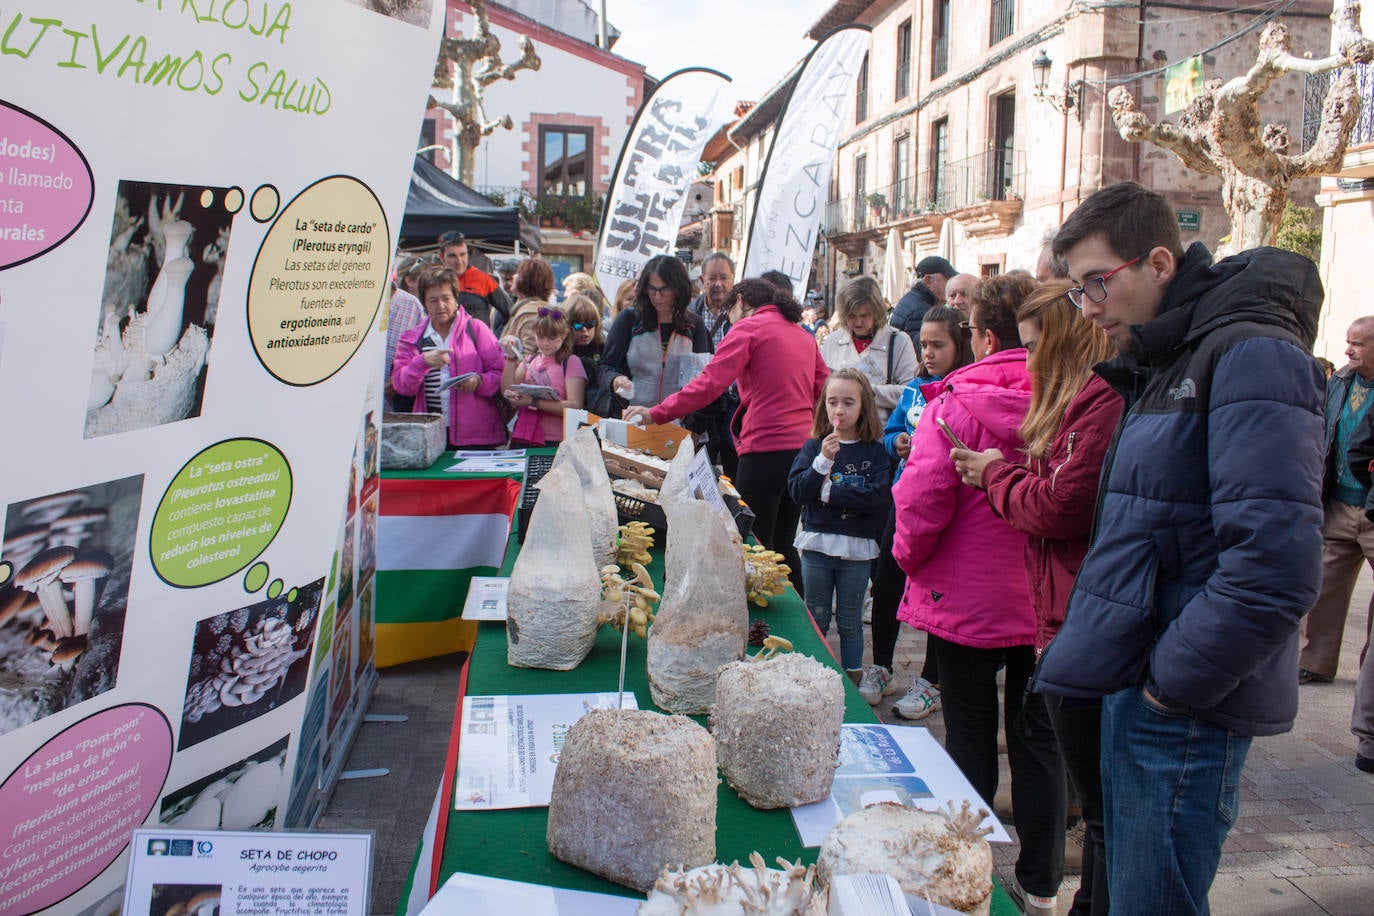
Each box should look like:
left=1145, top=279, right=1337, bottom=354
left=0, top=476, right=143, bottom=737
left=177, top=579, right=323, bottom=751
left=86, top=180, right=235, bottom=439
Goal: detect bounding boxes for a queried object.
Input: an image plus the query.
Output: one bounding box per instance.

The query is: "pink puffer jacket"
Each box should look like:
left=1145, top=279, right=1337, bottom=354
left=892, top=349, right=1036, bottom=649
left=391, top=310, right=507, bottom=448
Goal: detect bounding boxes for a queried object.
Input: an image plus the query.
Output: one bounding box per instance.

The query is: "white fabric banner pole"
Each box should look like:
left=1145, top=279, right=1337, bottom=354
left=593, top=68, right=733, bottom=298
left=741, top=26, right=872, bottom=297
left=0, top=2, right=442, bottom=912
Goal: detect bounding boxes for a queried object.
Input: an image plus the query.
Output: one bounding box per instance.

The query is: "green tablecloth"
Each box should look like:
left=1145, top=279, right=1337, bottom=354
left=416, top=520, right=1018, bottom=914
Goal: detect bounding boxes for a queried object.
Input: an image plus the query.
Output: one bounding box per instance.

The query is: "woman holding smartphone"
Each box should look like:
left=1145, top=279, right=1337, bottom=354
left=891, top=274, right=1067, bottom=915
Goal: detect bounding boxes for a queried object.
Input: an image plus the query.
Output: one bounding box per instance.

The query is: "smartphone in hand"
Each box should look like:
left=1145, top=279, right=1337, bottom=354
left=935, top=417, right=969, bottom=451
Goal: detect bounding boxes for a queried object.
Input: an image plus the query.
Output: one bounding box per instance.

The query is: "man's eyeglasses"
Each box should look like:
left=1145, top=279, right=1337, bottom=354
left=538, top=307, right=564, bottom=319
left=1067, top=253, right=1148, bottom=309
left=571, top=322, right=592, bottom=331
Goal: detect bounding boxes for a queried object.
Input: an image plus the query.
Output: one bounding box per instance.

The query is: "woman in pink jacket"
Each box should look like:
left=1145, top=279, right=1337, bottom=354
left=392, top=267, right=508, bottom=449
left=891, top=274, right=1065, bottom=914
left=625, top=278, right=828, bottom=593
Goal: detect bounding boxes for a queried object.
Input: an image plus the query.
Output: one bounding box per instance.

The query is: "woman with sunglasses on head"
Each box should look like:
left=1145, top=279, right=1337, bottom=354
left=501, top=306, right=586, bottom=446
left=597, top=255, right=712, bottom=418
left=392, top=266, right=508, bottom=449
left=624, top=278, right=829, bottom=597
left=892, top=274, right=1068, bottom=915
left=950, top=282, right=1123, bottom=916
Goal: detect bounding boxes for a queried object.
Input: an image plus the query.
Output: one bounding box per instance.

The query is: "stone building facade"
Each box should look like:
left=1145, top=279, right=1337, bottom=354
left=812, top=0, right=1330, bottom=298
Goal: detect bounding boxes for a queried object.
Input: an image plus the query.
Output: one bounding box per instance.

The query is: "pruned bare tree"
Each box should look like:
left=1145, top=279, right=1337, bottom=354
left=1109, top=0, right=1373, bottom=256
left=428, top=0, right=541, bottom=186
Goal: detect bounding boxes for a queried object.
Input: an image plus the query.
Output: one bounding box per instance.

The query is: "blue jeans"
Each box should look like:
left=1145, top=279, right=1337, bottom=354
left=800, top=550, right=869, bottom=670
left=1101, top=687, right=1251, bottom=916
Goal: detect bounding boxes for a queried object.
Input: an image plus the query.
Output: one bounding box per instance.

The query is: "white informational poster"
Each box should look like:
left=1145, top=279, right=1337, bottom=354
left=424, top=873, right=638, bottom=916
left=123, top=828, right=372, bottom=916
left=0, top=2, right=442, bottom=912
left=454, top=693, right=638, bottom=810
left=790, top=724, right=1012, bottom=846
left=460, top=576, right=509, bottom=621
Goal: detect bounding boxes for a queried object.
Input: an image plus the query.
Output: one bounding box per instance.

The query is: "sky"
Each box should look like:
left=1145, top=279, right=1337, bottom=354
left=603, top=0, right=838, bottom=104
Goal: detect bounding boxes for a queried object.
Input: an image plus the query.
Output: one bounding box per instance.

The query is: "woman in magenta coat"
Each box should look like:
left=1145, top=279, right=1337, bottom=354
left=952, top=282, right=1123, bottom=916
left=891, top=274, right=1065, bottom=913
left=392, top=267, right=507, bottom=449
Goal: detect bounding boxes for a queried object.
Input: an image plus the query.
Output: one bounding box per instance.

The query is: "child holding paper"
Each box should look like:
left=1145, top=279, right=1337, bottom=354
left=502, top=306, right=586, bottom=445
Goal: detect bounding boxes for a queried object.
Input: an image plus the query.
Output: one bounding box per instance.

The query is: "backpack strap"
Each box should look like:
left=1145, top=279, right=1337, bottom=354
left=886, top=327, right=896, bottom=386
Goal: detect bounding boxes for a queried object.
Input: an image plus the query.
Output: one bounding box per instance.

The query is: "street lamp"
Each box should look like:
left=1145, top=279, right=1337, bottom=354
left=1031, top=50, right=1082, bottom=120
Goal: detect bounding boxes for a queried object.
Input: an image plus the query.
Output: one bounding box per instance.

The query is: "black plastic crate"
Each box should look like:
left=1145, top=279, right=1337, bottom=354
left=516, top=452, right=555, bottom=543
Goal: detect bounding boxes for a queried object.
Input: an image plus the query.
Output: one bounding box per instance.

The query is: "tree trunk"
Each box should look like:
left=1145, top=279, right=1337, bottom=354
left=1218, top=169, right=1287, bottom=257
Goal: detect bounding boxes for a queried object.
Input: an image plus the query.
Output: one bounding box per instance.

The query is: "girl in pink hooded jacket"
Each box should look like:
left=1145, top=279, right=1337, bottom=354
left=891, top=274, right=1065, bottom=914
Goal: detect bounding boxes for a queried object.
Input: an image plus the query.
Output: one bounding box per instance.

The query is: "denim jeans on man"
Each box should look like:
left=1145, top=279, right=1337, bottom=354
left=1101, top=687, right=1251, bottom=916
left=800, top=550, right=869, bottom=670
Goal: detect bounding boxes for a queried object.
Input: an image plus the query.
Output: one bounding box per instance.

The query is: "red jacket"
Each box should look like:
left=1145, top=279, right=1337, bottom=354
left=650, top=306, right=828, bottom=455
left=982, top=373, right=1124, bottom=651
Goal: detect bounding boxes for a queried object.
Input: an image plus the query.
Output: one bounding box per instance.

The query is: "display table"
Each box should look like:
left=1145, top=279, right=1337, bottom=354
left=403, top=520, right=1019, bottom=914
left=375, top=450, right=546, bottom=667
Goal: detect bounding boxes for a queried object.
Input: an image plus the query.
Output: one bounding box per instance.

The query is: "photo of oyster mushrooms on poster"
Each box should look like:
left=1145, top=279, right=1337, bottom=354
left=177, top=578, right=323, bottom=750
left=0, top=475, right=143, bottom=738
left=86, top=179, right=236, bottom=439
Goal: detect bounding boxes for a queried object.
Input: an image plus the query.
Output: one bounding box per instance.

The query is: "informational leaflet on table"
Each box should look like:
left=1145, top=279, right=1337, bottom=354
left=0, top=1, right=442, bottom=912
left=454, top=693, right=639, bottom=810
left=460, top=577, right=509, bottom=621
left=790, top=725, right=1012, bottom=846
left=423, top=873, right=639, bottom=916
left=123, top=828, right=372, bottom=916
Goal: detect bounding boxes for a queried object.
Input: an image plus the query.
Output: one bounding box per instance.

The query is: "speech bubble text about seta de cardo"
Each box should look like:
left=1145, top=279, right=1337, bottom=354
left=246, top=176, right=389, bottom=385
left=151, top=439, right=292, bottom=588
left=0, top=704, right=172, bottom=914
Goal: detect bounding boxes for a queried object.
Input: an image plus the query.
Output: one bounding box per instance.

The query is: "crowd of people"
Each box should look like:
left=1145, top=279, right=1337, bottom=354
left=382, top=182, right=1367, bottom=915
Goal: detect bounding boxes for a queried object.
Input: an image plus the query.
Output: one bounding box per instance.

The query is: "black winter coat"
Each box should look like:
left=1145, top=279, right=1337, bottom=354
left=1034, top=243, right=1325, bottom=737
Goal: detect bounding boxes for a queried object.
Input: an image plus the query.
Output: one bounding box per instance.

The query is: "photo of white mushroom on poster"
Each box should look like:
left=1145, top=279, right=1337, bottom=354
left=87, top=180, right=235, bottom=439
left=0, top=476, right=142, bottom=738
left=0, top=0, right=442, bottom=910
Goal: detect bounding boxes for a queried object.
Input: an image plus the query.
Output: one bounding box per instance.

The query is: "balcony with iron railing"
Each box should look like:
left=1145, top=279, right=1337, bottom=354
left=479, top=185, right=603, bottom=232
left=1303, top=63, right=1374, bottom=182
left=823, top=149, right=1026, bottom=242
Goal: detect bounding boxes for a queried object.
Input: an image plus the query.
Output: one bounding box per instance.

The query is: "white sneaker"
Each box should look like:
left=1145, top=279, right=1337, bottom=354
left=858, top=665, right=899, bottom=705
left=892, top=677, right=941, bottom=720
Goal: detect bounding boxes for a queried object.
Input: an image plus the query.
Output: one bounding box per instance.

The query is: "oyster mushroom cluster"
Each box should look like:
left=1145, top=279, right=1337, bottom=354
left=2, top=490, right=114, bottom=673
left=638, top=854, right=826, bottom=916
left=816, top=801, right=995, bottom=916
left=185, top=616, right=309, bottom=723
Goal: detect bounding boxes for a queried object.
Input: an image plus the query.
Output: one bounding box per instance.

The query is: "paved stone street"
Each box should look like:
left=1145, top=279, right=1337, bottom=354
left=328, top=571, right=1374, bottom=915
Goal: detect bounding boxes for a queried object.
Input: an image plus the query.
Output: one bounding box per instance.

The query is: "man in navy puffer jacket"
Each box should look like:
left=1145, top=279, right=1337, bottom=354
left=1033, top=182, right=1324, bottom=916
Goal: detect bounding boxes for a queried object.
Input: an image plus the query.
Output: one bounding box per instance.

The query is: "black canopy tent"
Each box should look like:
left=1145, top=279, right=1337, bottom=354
left=399, top=155, right=541, bottom=252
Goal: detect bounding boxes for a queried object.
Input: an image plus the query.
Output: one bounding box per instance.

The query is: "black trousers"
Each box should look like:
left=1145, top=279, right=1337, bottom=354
left=870, top=503, right=938, bottom=683
left=929, top=635, right=1065, bottom=898
left=735, top=448, right=803, bottom=597
left=1048, top=695, right=1108, bottom=916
